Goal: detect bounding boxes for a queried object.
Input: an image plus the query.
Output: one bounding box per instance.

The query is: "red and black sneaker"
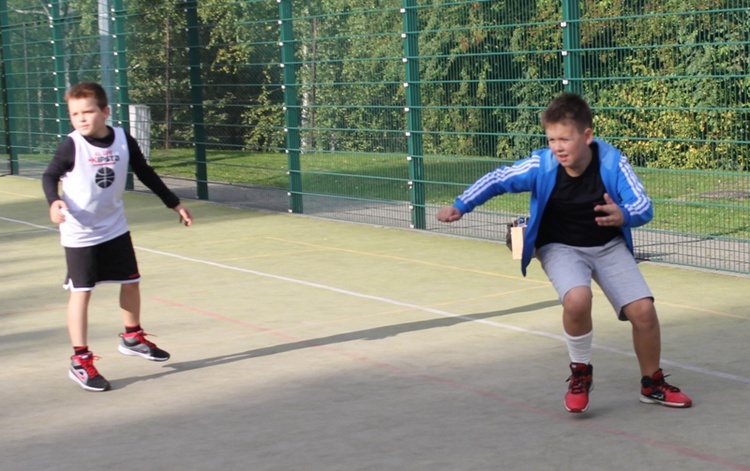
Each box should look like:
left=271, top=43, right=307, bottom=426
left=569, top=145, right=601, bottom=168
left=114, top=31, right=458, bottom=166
left=118, top=329, right=170, bottom=361
left=640, top=368, right=692, bottom=408
left=69, top=352, right=111, bottom=392
left=565, top=362, right=593, bottom=413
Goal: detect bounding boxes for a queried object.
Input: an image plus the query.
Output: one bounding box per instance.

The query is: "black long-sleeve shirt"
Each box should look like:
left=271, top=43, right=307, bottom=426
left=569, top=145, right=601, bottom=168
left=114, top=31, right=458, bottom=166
left=42, top=127, right=180, bottom=209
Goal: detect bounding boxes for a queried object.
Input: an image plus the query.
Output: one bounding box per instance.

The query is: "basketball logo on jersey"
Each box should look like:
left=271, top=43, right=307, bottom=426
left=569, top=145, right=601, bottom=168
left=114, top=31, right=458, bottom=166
left=95, top=167, right=116, bottom=188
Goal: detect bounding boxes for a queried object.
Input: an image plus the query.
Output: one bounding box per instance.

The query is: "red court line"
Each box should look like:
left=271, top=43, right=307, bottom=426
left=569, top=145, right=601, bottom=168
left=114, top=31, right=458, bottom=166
left=151, top=296, right=750, bottom=471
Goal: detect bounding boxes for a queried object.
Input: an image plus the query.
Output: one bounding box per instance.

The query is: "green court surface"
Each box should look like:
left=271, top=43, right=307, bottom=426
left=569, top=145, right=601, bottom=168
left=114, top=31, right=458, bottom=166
left=1, top=175, right=750, bottom=471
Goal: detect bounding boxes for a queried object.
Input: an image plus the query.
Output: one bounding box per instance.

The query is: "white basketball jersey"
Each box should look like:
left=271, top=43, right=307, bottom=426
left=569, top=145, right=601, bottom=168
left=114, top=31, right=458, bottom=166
left=59, top=127, right=131, bottom=247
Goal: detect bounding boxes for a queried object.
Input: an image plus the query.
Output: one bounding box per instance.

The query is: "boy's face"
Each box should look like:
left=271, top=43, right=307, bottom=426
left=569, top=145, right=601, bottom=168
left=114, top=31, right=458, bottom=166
left=67, top=96, right=110, bottom=139
left=545, top=120, right=594, bottom=177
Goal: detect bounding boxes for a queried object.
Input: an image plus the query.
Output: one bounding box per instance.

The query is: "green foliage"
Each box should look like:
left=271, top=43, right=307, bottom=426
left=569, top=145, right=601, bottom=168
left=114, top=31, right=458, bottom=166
left=294, top=1, right=405, bottom=153
left=5, top=0, right=748, bottom=168
left=241, top=71, right=286, bottom=151
left=584, top=0, right=750, bottom=170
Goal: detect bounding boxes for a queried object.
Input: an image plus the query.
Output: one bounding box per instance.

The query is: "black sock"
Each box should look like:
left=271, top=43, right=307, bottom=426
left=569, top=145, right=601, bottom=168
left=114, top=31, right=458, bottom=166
left=125, top=324, right=141, bottom=334
left=73, top=346, right=89, bottom=356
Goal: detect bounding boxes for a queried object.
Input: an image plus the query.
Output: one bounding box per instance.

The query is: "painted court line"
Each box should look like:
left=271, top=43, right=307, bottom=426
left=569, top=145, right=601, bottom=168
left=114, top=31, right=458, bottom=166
left=138, top=246, right=750, bottom=385
left=3, top=214, right=750, bottom=385
left=152, top=297, right=750, bottom=471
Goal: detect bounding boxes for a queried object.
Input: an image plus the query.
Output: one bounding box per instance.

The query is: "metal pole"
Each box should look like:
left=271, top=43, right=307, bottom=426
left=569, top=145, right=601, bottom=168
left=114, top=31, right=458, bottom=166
left=111, top=0, right=134, bottom=189
left=98, top=0, right=115, bottom=105
left=0, top=0, right=17, bottom=174
left=50, top=0, right=69, bottom=139
left=561, top=0, right=583, bottom=95
left=402, top=0, right=426, bottom=229
left=112, top=0, right=130, bottom=127
left=185, top=0, right=208, bottom=200
left=279, top=0, right=303, bottom=214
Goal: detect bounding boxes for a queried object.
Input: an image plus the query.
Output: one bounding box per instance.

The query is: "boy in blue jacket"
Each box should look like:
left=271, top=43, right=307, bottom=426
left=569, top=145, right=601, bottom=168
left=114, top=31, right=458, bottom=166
left=437, top=93, right=691, bottom=413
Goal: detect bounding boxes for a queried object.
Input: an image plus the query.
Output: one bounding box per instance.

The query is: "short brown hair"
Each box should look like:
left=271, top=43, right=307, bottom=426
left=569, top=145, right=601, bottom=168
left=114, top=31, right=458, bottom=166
left=541, top=92, right=592, bottom=131
left=65, top=82, right=109, bottom=110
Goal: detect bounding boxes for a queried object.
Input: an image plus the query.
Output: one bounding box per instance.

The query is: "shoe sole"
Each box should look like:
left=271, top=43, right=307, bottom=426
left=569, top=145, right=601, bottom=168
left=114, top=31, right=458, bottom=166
left=118, top=344, right=170, bottom=361
left=639, top=395, right=692, bottom=408
left=564, top=403, right=589, bottom=413
left=68, top=370, right=111, bottom=392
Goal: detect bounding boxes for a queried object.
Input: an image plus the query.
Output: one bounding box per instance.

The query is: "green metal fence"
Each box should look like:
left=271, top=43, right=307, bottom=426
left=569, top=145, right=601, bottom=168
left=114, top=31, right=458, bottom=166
left=1, top=0, right=749, bottom=273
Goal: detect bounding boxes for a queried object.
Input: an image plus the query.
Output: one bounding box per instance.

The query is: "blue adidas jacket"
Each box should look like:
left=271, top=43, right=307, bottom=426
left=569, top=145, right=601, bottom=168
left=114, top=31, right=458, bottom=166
left=453, top=139, right=653, bottom=276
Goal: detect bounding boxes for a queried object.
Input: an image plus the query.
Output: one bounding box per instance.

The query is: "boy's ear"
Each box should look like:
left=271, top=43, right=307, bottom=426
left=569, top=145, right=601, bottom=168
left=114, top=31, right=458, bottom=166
left=584, top=127, right=593, bottom=144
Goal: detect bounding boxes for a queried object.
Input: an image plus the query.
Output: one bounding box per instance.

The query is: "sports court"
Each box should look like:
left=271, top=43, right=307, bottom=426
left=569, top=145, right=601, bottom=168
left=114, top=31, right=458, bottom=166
left=2, top=175, right=750, bottom=471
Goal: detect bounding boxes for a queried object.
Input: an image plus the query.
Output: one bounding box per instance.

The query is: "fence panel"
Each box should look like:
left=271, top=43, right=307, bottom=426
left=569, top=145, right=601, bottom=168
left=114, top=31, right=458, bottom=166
left=0, top=0, right=748, bottom=273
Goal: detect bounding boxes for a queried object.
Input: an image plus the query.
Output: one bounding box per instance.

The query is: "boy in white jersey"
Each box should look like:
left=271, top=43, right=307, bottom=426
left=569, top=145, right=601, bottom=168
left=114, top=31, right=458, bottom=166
left=43, top=82, right=193, bottom=392
left=437, top=93, right=691, bottom=413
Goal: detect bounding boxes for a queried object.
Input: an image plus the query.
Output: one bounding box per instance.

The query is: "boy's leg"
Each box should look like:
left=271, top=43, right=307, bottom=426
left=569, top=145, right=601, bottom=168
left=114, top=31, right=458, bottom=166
left=620, top=298, right=660, bottom=377
left=538, top=244, right=595, bottom=339
left=64, top=245, right=96, bottom=347
left=591, top=239, right=660, bottom=375
left=66, top=290, right=110, bottom=392
left=64, top=242, right=116, bottom=392
left=562, top=286, right=593, bottom=337
left=594, top=239, right=691, bottom=408
left=537, top=244, right=595, bottom=412
left=97, top=235, right=167, bottom=361
left=117, top=281, right=170, bottom=361
left=120, top=281, right=140, bottom=327
left=67, top=290, right=91, bottom=347
left=562, top=286, right=595, bottom=363
left=561, top=287, right=595, bottom=412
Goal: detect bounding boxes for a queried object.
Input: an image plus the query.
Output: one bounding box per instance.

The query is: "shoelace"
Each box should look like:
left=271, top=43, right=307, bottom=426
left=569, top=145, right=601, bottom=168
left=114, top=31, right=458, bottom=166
left=567, top=375, right=588, bottom=394
left=77, top=355, right=102, bottom=377
left=122, top=331, right=158, bottom=348
left=655, top=380, right=682, bottom=392
left=648, top=373, right=682, bottom=392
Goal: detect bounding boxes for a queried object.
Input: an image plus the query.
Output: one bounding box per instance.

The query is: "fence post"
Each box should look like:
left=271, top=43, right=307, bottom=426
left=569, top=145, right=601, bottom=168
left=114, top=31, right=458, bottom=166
left=402, top=0, right=425, bottom=230
left=278, top=0, right=303, bottom=214
left=50, top=0, right=70, bottom=140
left=184, top=0, right=208, bottom=200
left=112, top=0, right=130, bottom=128
left=561, top=0, right=583, bottom=95
left=0, top=0, right=17, bottom=174
left=111, top=0, right=134, bottom=189
left=98, top=0, right=115, bottom=104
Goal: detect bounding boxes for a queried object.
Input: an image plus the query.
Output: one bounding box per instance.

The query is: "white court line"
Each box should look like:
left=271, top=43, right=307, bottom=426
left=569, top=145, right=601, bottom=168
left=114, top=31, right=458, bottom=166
left=3, top=215, right=750, bottom=384
left=0, top=217, right=54, bottom=231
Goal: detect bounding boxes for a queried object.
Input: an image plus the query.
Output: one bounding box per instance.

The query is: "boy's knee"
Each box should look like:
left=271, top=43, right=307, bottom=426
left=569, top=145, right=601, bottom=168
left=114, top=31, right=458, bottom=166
left=563, top=286, right=593, bottom=311
left=622, top=297, right=657, bottom=326
left=120, top=282, right=140, bottom=293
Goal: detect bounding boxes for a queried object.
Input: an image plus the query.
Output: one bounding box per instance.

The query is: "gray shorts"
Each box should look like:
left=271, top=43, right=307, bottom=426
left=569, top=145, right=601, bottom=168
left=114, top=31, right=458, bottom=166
left=535, top=237, right=653, bottom=321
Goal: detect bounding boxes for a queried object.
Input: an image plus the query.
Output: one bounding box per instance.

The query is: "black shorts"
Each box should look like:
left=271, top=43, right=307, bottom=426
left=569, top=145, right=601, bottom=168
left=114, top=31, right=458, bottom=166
left=63, top=232, right=140, bottom=291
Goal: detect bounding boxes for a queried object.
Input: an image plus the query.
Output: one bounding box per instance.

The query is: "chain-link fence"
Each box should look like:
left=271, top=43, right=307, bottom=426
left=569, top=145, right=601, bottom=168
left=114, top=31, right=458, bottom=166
left=1, top=0, right=749, bottom=272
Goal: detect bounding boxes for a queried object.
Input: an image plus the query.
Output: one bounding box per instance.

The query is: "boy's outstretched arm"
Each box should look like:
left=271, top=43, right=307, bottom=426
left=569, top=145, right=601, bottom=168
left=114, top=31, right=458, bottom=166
left=436, top=206, right=462, bottom=223
left=173, top=204, right=193, bottom=226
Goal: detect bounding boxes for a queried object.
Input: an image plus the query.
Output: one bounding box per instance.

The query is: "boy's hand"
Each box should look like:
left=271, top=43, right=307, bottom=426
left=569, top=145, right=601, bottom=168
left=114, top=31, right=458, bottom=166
left=436, top=206, right=463, bottom=223
left=594, top=193, right=624, bottom=227
left=174, top=204, right=193, bottom=226
left=49, top=200, right=68, bottom=224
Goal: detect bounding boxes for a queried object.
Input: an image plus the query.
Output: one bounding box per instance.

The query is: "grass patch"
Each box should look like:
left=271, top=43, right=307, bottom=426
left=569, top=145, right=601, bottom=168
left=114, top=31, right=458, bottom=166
left=15, top=149, right=750, bottom=238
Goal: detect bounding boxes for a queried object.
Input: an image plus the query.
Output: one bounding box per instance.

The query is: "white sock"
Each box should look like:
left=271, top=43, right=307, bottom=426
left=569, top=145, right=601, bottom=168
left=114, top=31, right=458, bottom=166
left=565, top=330, right=593, bottom=364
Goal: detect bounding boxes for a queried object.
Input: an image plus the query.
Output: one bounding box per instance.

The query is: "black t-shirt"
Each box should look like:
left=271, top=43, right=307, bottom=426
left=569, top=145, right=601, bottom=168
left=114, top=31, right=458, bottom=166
left=535, top=143, right=621, bottom=248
